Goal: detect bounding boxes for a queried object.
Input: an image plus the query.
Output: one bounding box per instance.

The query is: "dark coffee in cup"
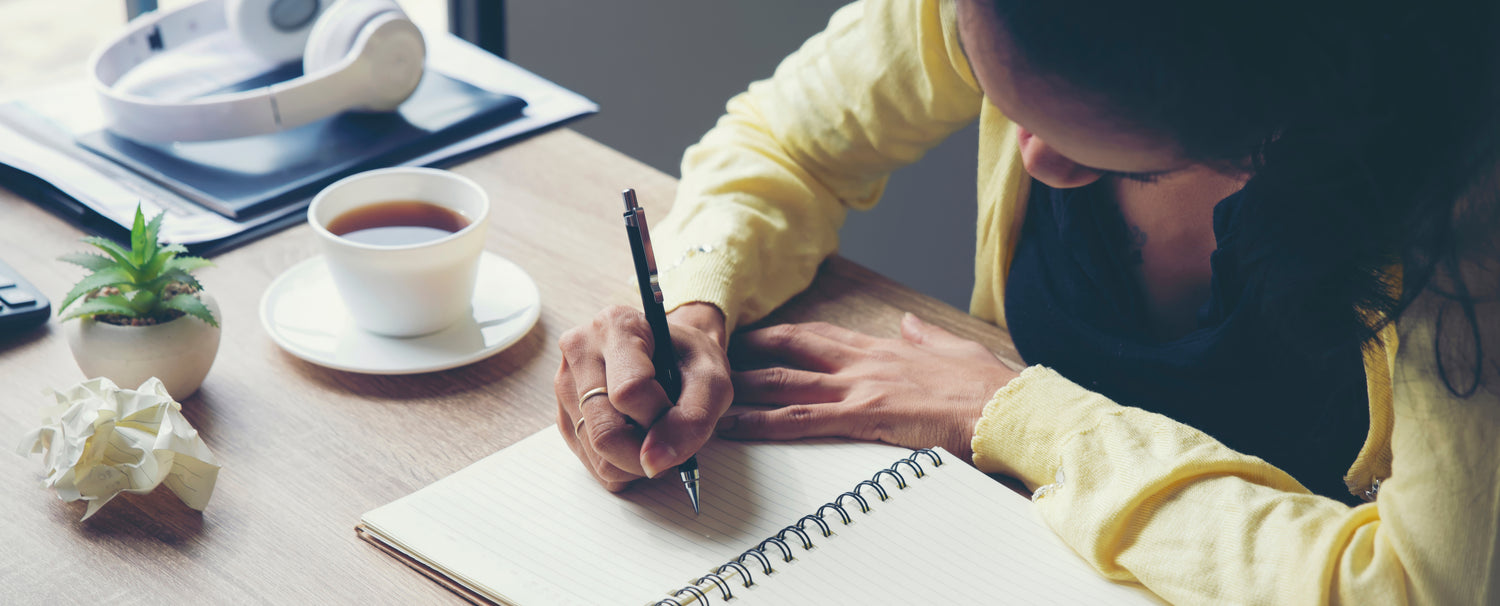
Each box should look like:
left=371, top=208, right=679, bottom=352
left=326, top=200, right=470, bottom=246
left=311, top=168, right=490, bottom=337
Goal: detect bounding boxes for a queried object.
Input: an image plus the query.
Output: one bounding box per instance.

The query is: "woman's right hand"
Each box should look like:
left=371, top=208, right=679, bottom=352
left=555, top=302, right=732, bottom=492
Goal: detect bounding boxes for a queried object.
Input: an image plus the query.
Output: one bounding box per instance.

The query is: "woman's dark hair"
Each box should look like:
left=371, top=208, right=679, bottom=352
left=989, top=0, right=1500, bottom=395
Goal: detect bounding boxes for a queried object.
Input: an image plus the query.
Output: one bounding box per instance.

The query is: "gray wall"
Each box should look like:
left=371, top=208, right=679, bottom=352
left=509, top=1, right=978, bottom=311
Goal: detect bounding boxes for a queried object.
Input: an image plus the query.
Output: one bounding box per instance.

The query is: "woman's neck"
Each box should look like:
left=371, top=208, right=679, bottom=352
left=1108, top=168, right=1249, bottom=340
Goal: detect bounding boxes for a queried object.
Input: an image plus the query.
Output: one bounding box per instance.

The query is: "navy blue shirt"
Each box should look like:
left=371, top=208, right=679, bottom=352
left=1004, top=179, right=1369, bottom=504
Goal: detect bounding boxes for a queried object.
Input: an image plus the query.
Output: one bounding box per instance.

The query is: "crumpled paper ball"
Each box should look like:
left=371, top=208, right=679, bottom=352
left=16, top=377, right=220, bottom=520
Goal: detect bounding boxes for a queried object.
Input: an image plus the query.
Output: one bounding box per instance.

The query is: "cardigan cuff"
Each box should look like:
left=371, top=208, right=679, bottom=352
left=970, top=365, right=1121, bottom=490
left=658, top=244, right=746, bottom=334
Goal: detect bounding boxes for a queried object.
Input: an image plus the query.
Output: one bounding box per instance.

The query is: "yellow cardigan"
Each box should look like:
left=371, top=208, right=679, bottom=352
left=652, top=0, right=1500, bottom=602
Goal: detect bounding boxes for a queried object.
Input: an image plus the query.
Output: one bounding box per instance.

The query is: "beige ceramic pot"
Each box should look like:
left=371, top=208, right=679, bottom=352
left=64, top=293, right=221, bottom=399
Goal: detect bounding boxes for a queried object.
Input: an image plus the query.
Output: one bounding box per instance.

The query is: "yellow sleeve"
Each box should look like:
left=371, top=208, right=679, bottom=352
left=654, top=0, right=983, bottom=332
left=972, top=322, right=1500, bottom=602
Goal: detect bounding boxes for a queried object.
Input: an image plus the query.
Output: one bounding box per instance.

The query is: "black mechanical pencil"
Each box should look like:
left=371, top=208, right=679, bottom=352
left=622, top=188, right=700, bottom=514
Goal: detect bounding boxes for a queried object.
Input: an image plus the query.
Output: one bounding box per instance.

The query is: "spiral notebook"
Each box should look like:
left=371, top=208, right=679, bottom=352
left=357, top=428, right=1162, bottom=605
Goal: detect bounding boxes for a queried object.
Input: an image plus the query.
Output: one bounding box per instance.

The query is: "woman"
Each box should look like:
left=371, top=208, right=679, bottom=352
left=554, top=0, right=1500, bottom=601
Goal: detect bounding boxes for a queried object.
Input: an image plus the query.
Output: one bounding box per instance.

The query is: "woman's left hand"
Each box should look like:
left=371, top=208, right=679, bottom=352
left=717, top=313, right=1020, bottom=460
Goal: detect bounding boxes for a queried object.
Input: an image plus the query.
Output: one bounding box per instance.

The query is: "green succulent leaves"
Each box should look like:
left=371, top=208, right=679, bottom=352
left=58, top=205, right=218, bottom=327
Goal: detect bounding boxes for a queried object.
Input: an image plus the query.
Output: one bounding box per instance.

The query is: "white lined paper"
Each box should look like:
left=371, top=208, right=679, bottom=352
left=360, top=428, right=1161, bottom=605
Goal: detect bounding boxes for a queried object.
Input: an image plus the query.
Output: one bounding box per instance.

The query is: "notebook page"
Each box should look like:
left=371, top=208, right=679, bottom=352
left=360, top=427, right=932, bottom=605
left=694, top=447, right=1164, bottom=605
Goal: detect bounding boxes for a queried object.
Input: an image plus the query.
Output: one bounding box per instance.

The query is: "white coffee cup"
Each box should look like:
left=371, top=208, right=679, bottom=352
left=308, top=167, right=490, bottom=337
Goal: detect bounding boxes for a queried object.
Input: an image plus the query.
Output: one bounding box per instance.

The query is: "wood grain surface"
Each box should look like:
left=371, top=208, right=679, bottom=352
left=0, top=127, right=1018, bottom=603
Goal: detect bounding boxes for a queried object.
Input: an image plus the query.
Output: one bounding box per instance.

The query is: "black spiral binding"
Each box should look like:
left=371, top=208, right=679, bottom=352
left=674, top=585, right=708, bottom=604
left=715, top=561, right=753, bottom=587
left=758, top=537, right=795, bottom=563
left=816, top=502, right=852, bottom=525
left=871, top=468, right=906, bottom=490
left=796, top=514, right=832, bottom=538
left=739, top=548, right=773, bottom=574
left=836, top=490, right=871, bottom=514
left=853, top=479, right=890, bottom=501
left=890, top=457, right=926, bottom=479
left=651, top=448, right=944, bottom=605
left=695, top=573, right=733, bottom=600
left=777, top=525, right=813, bottom=549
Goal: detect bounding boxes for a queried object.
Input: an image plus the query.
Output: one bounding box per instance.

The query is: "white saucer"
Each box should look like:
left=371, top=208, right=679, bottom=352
left=259, top=251, right=541, bottom=374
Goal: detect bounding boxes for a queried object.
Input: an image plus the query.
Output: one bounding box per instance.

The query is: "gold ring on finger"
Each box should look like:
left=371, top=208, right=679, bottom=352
left=578, top=386, right=609, bottom=408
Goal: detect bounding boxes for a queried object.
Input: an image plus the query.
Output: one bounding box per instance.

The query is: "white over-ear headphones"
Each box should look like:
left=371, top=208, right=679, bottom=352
left=90, top=0, right=425, bottom=143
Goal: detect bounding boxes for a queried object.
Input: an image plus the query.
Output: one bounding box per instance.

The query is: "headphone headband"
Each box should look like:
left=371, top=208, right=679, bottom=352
left=90, top=0, right=423, bottom=143
left=92, top=0, right=229, bottom=89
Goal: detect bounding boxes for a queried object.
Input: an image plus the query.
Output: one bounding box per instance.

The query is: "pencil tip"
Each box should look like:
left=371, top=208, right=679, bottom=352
left=681, top=464, right=701, bottom=515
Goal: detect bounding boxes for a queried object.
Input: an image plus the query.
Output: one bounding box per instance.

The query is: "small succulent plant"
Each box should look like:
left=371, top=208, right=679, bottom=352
left=58, top=205, right=217, bottom=327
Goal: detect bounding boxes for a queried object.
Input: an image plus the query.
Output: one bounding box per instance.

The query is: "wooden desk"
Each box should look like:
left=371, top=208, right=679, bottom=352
left=0, top=129, right=1018, bottom=602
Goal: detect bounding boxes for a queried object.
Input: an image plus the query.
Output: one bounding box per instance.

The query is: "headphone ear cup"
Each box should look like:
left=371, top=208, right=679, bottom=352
left=304, top=0, right=402, bottom=73
left=303, top=0, right=425, bottom=111
left=350, top=15, right=426, bottom=110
